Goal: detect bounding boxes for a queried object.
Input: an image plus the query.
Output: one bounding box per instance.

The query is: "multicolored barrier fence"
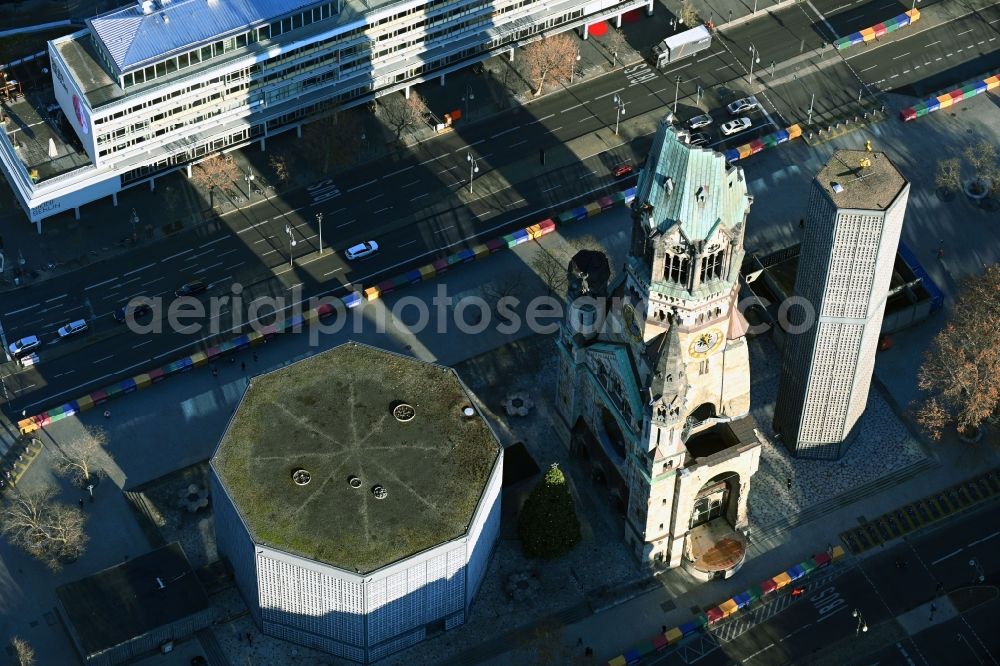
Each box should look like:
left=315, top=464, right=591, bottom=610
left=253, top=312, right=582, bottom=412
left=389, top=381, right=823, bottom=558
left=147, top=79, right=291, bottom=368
left=834, top=9, right=920, bottom=50
left=16, top=187, right=638, bottom=435
left=603, top=546, right=846, bottom=666
left=899, top=73, right=1000, bottom=122
left=723, top=124, right=802, bottom=163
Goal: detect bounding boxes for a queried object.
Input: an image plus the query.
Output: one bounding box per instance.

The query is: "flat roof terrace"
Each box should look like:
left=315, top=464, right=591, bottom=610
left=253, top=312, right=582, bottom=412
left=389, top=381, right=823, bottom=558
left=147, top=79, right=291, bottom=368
left=2, top=92, right=92, bottom=180
left=211, top=342, right=501, bottom=574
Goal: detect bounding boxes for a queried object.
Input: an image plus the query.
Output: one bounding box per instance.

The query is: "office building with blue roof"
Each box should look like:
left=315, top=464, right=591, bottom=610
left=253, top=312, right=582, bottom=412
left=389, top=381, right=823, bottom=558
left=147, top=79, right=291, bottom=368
left=0, top=0, right=650, bottom=229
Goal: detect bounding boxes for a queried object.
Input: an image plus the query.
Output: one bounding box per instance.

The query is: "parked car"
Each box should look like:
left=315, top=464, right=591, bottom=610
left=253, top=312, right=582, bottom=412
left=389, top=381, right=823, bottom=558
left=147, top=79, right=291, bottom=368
left=726, top=96, right=759, bottom=115
left=175, top=279, right=207, bottom=297
left=688, top=132, right=712, bottom=146
left=8, top=335, right=40, bottom=358
left=687, top=114, right=713, bottom=129
left=720, top=117, right=753, bottom=136
left=345, top=241, right=379, bottom=261
left=612, top=164, right=635, bottom=178
left=114, top=302, right=152, bottom=323
left=57, top=319, right=89, bottom=339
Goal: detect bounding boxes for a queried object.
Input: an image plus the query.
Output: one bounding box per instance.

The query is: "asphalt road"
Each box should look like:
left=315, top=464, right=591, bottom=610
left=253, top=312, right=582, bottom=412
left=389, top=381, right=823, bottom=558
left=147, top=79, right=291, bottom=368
left=643, top=500, right=1000, bottom=665
left=1, top=0, right=996, bottom=414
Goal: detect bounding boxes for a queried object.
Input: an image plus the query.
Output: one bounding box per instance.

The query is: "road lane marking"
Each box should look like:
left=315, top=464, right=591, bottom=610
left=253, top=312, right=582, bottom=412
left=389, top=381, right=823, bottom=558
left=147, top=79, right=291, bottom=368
left=86, top=277, right=119, bottom=290
left=490, top=126, right=519, bottom=138
left=927, top=40, right=941, bottom=46
left=552, top=126, right=563, bottom=132
left=957, top=28, right=973, bottom=35
left=132, top=340, right=153, bottom=349
left=860, top=65, right=878, bottom=72
left=509, top=198, right=526, bottom=205
left=324, top=268, right=343, bottom=276
left=411, top=193, right=430, bottom=201
left=438, top=165, right=459, bottom=173
left=225, top=262, right=245, bottom=271
left=44, top=294, right=68, bottom=303
left=93, top=355, right=114, bottom=365
left=346, top=179, right=377, bottom=191
left=526, top=114, right=555, bottom=125
left=52, top=370, right=75, bottom=378
left=193, top=262, right=224, bottom=274
left=162, top=248, right=195, bottom=261
left=365, top=193, right=384, bottom=202
left=373, top=207, right=391, bottom=214
left=261, top=249, right=279, bottom=257
left=931, top=548, right=963, bottom=565
left=435, top=225, right=455, bottom=233
left=562, top=103, right=585, bottom=113
left=286, top=283, right=303, bottom=291
left=543, top=184, right=561, bottom=192
left=337, top=219, right=357, bottom=227
left=4, top=304, right=39, bottom=316
left=399, top=240, right=417, bottom=247
left=419, top=155, right=446, bottom=165
left=237, top=220, right=269, bottom=234
left=510, top=139, right=528, bottom=147
left=201, top=237, right=229, bottom=247
left=593, top=87, right=625, bottom=100
left=968, top=531, right=999, bottom=547
left=123, top=262, right=156, bottom=277
left=401, top=180, right=420, bottom=188
left=384, top=165, right=414, bottom=177
left=892, top=52, right=911, bottom=59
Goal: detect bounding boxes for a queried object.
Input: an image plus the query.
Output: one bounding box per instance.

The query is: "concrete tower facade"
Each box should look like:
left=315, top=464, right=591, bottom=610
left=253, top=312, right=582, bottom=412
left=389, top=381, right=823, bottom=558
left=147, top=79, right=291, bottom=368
left=556, top=117, right=764, bottom=579
left=773, top=149, right=909, bottom=460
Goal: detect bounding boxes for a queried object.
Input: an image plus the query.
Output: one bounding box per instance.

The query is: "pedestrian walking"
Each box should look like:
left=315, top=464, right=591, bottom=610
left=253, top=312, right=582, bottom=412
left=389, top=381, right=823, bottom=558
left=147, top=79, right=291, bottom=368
left=246, top=632, right=253, bottom=646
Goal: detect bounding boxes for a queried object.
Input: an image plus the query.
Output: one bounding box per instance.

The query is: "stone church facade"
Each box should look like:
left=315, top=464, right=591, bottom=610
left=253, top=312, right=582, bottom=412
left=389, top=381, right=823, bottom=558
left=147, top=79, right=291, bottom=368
left=555, top=116, right=764, bottom=579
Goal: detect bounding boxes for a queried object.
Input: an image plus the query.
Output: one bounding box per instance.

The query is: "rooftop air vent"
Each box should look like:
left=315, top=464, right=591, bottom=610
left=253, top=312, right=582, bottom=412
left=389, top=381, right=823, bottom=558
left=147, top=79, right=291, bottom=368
left=291, top=469, right=311, bottom=486
left=664, top=177, right=674, bottom=196
left=372, top=485, right=388, bottom=500
left=348, top=475, right=362, bottom=489
left=393, top=403, right=415, bottom=422
left=831, top=182, right=844, bottom=193
left=462, top=405, right=475, bottom=418
left=140, top=0, right=154, bottom=14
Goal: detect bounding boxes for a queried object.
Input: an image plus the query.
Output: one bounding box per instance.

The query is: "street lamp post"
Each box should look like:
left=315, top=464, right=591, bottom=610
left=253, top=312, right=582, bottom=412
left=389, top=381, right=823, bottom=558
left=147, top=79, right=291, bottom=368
left=852, top=609, right=868, bottom=636
left=466, top=152, right=480, bottom=194
left=285, top=224, right=297, bottom=270
left=130, top=208, right=139, bottom=243
left=748, top=44, right=761, bottom=85
left=244, top=167, right=255, bottom=200
left=673, top=76, right=682, bottom=114
left=613, top=94, right=626, bottom=135
left=316, top=213, right=324, bottom=256
left=969, top=558, right=985, bottom=583
left=571, top=49, right=581, bottom=83
left=463, top=83, right=475, bottom=117
left=807, top=92, right=815, bottom=125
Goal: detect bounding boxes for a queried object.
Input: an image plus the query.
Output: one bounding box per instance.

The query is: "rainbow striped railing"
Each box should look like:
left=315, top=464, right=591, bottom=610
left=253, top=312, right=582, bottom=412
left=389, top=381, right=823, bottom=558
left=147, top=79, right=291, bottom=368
left=603, top=546, right=846, bottom=666
left=723, top=124, right=801, bottom=163
left=834, top=9, right=920, bottom=50
left=16, top=187, right=637, bottom=435
left=899, top=73, right=1000, bottom=122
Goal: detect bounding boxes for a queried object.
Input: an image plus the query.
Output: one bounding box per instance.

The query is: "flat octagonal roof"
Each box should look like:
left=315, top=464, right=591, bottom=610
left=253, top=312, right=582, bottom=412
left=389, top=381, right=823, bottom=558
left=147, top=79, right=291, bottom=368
left=211, top=342, right=501, bottom=574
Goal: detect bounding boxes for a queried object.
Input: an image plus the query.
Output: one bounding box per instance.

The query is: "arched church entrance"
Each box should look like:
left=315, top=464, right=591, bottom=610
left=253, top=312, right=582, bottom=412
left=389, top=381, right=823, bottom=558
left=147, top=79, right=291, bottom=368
left=685, top=472, right=748, bottom=580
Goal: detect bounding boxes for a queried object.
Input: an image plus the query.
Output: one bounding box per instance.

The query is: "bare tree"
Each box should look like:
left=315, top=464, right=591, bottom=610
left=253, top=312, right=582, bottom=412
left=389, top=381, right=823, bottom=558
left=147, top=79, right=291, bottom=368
left=680, top=0, right=700, bottom=27
left=190, top=154, right=240, bottom=207
left=523, top=35, right=578, bottom=96
left=480, top=270, right=527, bottom=313
left=934, top=157, right=962, bottom=195
left=301, top=110, right=365, bottom=171
left=915, top=264, right=1000, bottom=440
left=604, top=27, right=629, bottom=68
left=52, top=425, right=108, bottom=486
left=0, top=488, right=89, bottom=571
left=12, top=637, right=36, bottom=666
left=268, top=153, right=291, bottom=186
left=964, top=140, right=999, bottom=194
left=531, top=248, right=569, bottom=299
left=378, top=92, right=429, bottom=142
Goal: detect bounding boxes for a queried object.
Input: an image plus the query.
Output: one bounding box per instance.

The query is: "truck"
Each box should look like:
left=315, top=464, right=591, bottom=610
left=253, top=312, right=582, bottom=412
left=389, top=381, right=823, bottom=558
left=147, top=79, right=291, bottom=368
left=652, top=25, right=713, bottom=69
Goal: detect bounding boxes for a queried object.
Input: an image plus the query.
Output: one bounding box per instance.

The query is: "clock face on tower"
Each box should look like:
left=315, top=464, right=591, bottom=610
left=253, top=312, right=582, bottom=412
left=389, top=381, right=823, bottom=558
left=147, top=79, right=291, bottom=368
left=688, top=327, right=724, bottom=359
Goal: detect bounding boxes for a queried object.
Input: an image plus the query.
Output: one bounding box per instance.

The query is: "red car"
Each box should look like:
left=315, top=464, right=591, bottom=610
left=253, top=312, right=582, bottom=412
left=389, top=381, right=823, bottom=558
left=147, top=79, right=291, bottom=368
left=613, top=164, right=635, bottom=178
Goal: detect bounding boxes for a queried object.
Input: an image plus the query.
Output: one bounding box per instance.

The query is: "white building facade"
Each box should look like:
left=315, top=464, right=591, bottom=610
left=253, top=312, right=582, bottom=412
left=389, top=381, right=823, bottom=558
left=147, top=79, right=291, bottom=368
left=773, top=150, right=909, bottom=460
left=211, top=452, right=502, bottom=663
left=1, top=0, right=651, bottom=228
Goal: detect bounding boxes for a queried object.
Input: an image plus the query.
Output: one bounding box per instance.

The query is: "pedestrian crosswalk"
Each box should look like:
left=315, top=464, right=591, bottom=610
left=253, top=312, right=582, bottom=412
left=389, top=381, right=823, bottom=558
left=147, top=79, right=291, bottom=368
left=307, top=179, right=341, bottom=205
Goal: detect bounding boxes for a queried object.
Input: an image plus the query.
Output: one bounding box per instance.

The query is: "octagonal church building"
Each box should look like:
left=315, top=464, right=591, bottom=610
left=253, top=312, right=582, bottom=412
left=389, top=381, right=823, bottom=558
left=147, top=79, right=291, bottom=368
left=556, top=116, right=764, bottom=580
left=211, top=342, right=503, bottom=663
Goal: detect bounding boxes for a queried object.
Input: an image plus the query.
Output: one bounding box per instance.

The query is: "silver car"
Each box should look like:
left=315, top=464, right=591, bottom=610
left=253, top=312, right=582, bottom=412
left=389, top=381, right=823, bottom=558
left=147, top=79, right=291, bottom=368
left=727, top=96, right=759, bottom=115
left=687, top=114, right=713, bottom=129
left=720, top=118, right=752, bottom=136
left=57, top=319, right=89, bottom=338
left=8, top=335, right=40, bottom=358
left=345, top=241, right=379, bottom=260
